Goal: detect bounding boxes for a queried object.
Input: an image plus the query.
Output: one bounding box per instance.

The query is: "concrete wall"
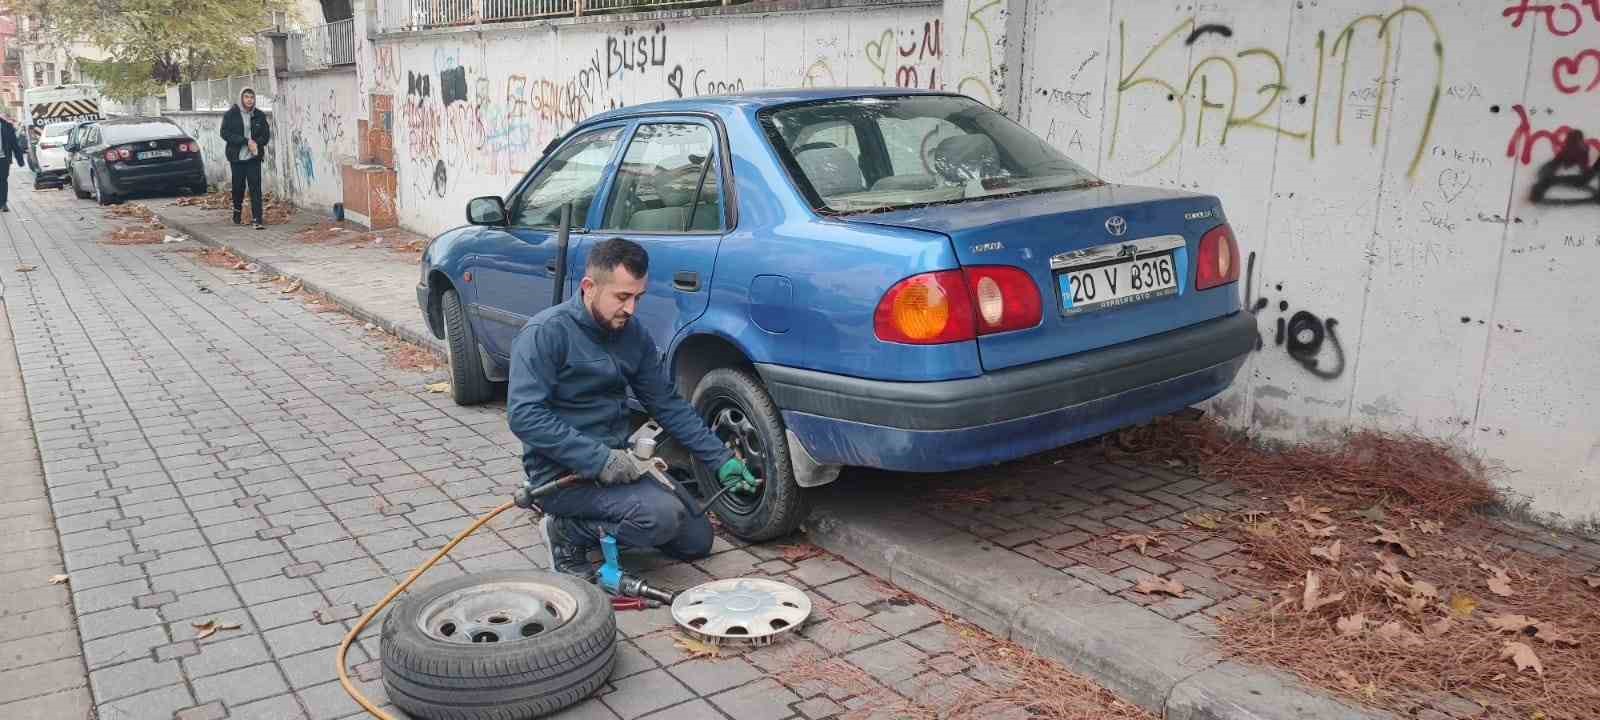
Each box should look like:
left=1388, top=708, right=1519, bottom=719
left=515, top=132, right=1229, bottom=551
left=165, top=111, right=282, bottom=194
left=366, top=1, right=945, bottom=236
left=271, top=68, right=360, bottom=214
left=1009, top=0, right=1598, bottom=522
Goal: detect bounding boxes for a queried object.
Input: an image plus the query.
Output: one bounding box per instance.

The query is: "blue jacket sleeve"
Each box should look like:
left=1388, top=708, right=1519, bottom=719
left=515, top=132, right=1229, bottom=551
left=506, top=321, right=611, bottom=479
left=626, top=334, right=734, bottom=470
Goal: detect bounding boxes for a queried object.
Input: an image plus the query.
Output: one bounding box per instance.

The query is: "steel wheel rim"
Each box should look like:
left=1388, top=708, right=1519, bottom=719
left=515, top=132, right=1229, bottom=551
left=706, top=395, right=768, bottom=516
left=416, top=581, right=577, bottom=646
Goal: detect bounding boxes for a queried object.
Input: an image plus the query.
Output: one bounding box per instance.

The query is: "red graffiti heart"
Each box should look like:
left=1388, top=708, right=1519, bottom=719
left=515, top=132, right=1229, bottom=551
left=1551, top=49, right=1600, bottom=94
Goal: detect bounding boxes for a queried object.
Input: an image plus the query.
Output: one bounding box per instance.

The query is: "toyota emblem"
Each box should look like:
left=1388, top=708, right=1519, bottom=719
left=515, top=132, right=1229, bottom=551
left=1105, top=216, right=1128, bottom=237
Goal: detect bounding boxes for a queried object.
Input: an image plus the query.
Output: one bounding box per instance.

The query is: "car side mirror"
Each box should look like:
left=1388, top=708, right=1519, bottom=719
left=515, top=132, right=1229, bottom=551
left=64, top=143, right=78, bottom=153
left=466, top=196, right=507, bottom=226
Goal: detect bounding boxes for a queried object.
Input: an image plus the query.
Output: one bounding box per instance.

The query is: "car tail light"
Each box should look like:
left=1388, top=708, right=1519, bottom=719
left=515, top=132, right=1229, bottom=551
left=874, top=270, right=976, bottom=344
left=178, top=142, right=195, bottom=153
left=964, top=266, right=1042, bottom=334
left=1195, top=223, right=1240, bottom=290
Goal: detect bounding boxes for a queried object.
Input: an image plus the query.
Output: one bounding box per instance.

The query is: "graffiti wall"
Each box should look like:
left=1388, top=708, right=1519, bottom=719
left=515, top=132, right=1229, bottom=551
left=165, top=111, right=281, bottom=194
left=271, top=69, right=360, bottom=213
left=367, top=3, right=945, bottom=236
left=1015, top=0, right=1599, bottom=521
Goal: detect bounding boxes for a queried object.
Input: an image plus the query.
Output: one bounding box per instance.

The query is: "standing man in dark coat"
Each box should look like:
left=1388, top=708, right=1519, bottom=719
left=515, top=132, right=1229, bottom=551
left=220, top=88, right=271, bottom=228
left=0, top=115, right=26, bottom=212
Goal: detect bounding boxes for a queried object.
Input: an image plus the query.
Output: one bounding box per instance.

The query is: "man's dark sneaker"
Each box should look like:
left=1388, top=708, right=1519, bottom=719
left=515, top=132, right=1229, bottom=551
left=253, top=222, right=265, bottom=230
left=232, top=211, right=242, bottom=225
left=540, top=515, right=599, bottom=581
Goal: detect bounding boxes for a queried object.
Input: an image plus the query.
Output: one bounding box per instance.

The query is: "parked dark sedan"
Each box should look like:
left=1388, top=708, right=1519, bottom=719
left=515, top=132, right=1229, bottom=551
left=67, top=116, right=207, bottom=205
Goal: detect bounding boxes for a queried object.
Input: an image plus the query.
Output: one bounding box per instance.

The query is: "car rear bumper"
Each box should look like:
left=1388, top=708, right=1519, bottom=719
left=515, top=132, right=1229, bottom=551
left=106, top=160, right=205, bottom=193
left=758, top=311, right=1256, bottom=472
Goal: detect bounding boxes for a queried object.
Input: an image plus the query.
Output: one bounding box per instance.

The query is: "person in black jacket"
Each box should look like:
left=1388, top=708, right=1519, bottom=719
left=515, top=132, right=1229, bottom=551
left=220, top=88, right=271, bottom=228
left=0, top=115, right=26, bottom=212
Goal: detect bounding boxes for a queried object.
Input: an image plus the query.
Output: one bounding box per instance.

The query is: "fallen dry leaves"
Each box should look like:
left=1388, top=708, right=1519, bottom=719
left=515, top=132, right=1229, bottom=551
left=1134, top=576, right=1185, bottom=598
left=1481, top=563, right=1516, bottom=597
left=1309, top=540, right=1343, bottom=564
left=192, top=619, right=241, bottom=640
left=1115, top=533, right=1162, bottom=556
left=175, top=191, right=294, bottom=224
left=1367, top=527, right=1418, bottom=558
left=1112, top=416, right=1600, bottom=718
left=1501, top=640, right=1543, bottom=675
left=671, top=632, right=721, bottom=660
left=1183, top=512, right=1222, bottom=530
left=1301, top=571, right=1345, bottom=612
left=15, top=263, right=36, bottom=272
left=47, top=574, right=69, bottom=584
left=424, top=381, right=450, bottom=393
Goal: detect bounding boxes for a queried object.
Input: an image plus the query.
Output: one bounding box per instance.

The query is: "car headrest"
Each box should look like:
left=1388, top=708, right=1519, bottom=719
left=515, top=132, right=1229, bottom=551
left=931, top=134, right=1001, bottom=183
left=653, top=162, right=700, bottom=207
left=795, top=146, right=865, bottom=196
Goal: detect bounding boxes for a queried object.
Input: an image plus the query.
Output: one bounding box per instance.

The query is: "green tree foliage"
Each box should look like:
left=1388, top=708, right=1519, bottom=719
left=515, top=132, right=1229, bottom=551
left=5, top=0, right=297, bottom=100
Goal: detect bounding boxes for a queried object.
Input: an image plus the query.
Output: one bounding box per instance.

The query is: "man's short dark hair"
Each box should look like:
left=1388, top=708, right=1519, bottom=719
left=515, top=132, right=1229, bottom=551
left=587, top=237, right=648, bottom=280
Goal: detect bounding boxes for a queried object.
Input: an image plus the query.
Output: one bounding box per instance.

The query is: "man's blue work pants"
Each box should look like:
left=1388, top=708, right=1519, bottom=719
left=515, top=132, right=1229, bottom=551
left=535, top=476, right=714, bottom=560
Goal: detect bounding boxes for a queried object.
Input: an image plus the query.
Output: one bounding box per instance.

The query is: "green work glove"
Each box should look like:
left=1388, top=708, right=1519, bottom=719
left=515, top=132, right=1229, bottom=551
left=717, top=458, right=760, bottom=494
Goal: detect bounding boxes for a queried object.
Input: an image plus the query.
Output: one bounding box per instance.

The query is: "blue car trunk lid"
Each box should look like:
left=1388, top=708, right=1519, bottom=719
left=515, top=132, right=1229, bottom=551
left=846, top=184, right=1240, bottom=372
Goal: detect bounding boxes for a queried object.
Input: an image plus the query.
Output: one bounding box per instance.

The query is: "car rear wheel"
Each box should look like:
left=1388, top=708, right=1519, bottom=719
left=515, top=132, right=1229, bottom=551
left=691, top=367, right=808, bottom=542
left=440, top=287, right=494, bottom=405
left=380, top=570, right=615, bottom=720
left=92, top=171, right=117, bottom=206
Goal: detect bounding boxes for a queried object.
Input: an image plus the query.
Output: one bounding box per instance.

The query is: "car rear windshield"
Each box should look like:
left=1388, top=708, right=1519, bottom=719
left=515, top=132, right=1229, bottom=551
left=43, top=122, right=75, bottom=138
left=761, top=94, right=1101, bottom=215
left=101, top=122, right=186, bottom=144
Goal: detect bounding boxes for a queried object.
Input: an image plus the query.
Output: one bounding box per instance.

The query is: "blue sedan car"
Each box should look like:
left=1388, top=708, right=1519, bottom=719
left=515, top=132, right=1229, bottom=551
left=416, top=88, right=1255, bottom=540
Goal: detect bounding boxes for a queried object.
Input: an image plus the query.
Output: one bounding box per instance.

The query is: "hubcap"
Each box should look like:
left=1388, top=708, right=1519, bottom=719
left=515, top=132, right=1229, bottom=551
left=707, top=399, right=767, bottom=516
left=416, top=581, right=576, bottom=645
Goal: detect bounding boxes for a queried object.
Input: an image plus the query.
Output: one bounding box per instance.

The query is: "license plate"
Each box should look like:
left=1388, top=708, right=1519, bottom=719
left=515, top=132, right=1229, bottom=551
left=1057, top=253, right=1178, bottom=313
left=137, top=149, right=172, bottom=160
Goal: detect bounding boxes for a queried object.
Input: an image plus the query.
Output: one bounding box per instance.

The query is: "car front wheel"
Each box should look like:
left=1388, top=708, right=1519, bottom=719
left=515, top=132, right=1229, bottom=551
left=440, top=287, right=494, bottom=405
left=92, top=171, right=116, bottom=206
left=72, top=171, right=90, bottom=199
left=691, top=367, right=809, bottom=542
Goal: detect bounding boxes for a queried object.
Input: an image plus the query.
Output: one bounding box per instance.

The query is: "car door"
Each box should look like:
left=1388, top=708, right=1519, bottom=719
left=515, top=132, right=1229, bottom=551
left=66, top=124, right=91, bottom=187
left=588, top=118, right=729, bottom=352
left=467, top=124, right=626, bottom=360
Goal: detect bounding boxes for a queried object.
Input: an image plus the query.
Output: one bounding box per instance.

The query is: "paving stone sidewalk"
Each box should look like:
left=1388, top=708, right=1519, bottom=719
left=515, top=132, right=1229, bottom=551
left=0, top=266, right=95, bottom=718
left=154, top=200, right=439, bottom=356
left=3, top=187, right=1168, bottom=719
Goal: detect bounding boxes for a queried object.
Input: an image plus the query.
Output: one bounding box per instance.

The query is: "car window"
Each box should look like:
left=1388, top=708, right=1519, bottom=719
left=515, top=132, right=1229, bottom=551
left=879, top=117, right=964, bottom=178
left=763, top=95, right=1101, bottom=215
left=43, top=122, right=74, bottom=138
left=101, top=121, right=187, bottom=145
left=512, top=126, right=623, bottom=228
left=601, top=123, right=722, bottom=233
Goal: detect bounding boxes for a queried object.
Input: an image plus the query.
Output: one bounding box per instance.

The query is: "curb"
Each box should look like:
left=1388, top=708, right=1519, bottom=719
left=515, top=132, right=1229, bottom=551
left=802, top=495, right=1392, bottom=720
left=155, top=210, right=446, bottom=359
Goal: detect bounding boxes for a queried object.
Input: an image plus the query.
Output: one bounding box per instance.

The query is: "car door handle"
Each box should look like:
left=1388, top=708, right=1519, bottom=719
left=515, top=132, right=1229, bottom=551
left=673, top=271, right=700, bottom=292
left=545, top=260, right=558, bottom=275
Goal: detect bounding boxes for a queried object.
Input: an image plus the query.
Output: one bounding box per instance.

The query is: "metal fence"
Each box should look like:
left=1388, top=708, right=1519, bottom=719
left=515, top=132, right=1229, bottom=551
left=176, top=73, right=275, bottom=112
left=406, top=0, right=743, bottom=30
left=304, top=19, right=357, bottom=69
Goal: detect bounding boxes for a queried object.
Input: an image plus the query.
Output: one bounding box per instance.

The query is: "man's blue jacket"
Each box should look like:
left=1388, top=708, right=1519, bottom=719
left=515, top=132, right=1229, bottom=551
left=507, top=293, right=733, bottom=487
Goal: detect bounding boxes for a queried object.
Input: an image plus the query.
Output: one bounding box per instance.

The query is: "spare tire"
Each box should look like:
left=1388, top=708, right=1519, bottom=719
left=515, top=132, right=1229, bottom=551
left=380, top=570, right=615, bottom=719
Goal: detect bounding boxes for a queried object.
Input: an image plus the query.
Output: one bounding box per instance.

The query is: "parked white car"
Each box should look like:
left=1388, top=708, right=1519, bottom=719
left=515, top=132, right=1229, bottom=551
left=32, top=121, right=80, bottom=189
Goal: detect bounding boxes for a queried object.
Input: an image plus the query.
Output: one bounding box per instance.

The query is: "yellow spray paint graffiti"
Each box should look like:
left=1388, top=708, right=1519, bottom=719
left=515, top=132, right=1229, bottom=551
left=1108, top=6, right=1444, bottom=178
